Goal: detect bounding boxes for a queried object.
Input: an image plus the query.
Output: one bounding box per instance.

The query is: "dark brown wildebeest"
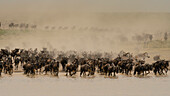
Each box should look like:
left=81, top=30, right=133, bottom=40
left=60, top=57, right=68, bottom=71
left=103, top=63, right=111, bottom=76
left=65, top=63, right=77, bottom=76
left=134, top=63, right=153, bottom=76
left=97, top=59, right=103, bottom=73
left=153, top=60, right=169, bottom=75
left=80, top=64, right=95, bottom=77
left=143, top=64, right=153, bottom=75
left=108, top=64, right=118, bottom=77
left=118, top=60, right=128, bottom=73
left=72, top=58, right=79, bottom=70
left=52, top=61, right=59, bottom=76
left=23, top=63, right=35, bottom=76
left=14, top=57, right=20, bottom=70
left=11, top=48, right=20, bottom=59
left=4, top=64, right=13, bottom=75
left=125, top=63, right=134, bottom=75
left=112, top=56, right=121, bottom=66
left=34, top=62, right=42, bottom=74
left=43, top=64, right=53, bottom=75
left=160, top=60, right=169, bottom=75
left=154, top=60, right=169, bottom=75
left=134, top=64, right=143, bottom=75
left=1, top=49, right=10, bottom=57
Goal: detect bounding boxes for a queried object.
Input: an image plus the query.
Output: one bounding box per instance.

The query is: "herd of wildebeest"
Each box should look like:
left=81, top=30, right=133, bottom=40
left=0, top=48, right=169, bottom=77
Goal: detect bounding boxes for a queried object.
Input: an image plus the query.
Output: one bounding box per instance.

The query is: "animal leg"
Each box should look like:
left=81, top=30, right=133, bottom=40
left=80, top=71, right=83, bottom=77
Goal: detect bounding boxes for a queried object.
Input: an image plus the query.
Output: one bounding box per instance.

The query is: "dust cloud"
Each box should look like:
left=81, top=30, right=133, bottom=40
left=0, top=12, right=170, bottom=54
left=0, top=1, right=170, bottom=54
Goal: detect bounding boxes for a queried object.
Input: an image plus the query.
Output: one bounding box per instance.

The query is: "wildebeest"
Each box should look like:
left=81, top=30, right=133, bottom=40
left=134, top=64, right=143, bottom=75
left=160, top=60, right=169, bottom=75
left=143, top=64, right=153, bottom=75
left=118, top=60, right=128, bottom=73
left=80, top=64, right=95, bottom=77
left=153, top=60, right=169, bottom=75
left=1, top=49, right=10, bottom=57
left=65, top=63, right=77, bottom=76
left=11, top=48, right=20, bottom=59
left=14, top=57, right=20, bottom=70
left=134, top=63, right=153, bottom=76
left=108, top=64, right=118, bottom=76
left=43, top=64, right=52, bottom=75
left=34, top=62, right=42, bottom=74
left=4, top=64, right=13, bottom=75
left=23, top=63, right=35, bottom=76
left=103, top=63, right=111, bottom=76
left=125, top=63, right=134, bottom=75
left=60, top=57, right=68, bottom=71
left=0, top=47, right=169, bottom=78
left=52, top=61, right=59, bottom=76
left=9, top=23, right=19, bottom=28
left=102, top=63, right=118, bottom=77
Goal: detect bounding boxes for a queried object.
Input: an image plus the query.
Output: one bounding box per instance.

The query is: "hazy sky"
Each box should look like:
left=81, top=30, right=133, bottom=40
left=0, top=0, right=170, bottom=13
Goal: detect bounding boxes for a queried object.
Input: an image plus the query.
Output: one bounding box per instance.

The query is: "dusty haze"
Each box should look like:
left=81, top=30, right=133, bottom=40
left=1, top=1, right=170, bottom=96
left=0, top=0, right=170, bottom=54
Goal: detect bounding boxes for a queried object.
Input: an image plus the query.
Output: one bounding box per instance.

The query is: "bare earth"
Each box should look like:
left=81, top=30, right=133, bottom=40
left=0, top=71, right=170, bottom=96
